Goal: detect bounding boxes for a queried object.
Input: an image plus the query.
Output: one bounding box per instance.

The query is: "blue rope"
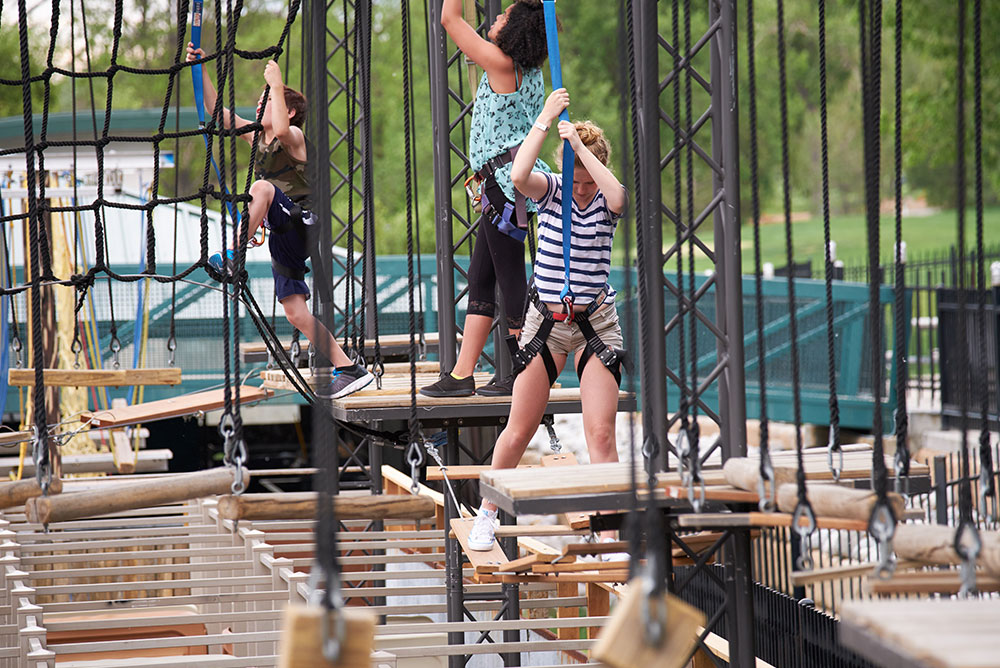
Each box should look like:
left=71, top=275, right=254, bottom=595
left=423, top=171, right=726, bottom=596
left=127, top=187, right=149, bottom=405
left=542, top=0, right=573, bottom=307
left=190, top=0, right=240, bottom=229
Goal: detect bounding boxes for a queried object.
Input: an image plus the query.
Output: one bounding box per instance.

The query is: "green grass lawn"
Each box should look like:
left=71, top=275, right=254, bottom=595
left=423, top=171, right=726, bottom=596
left=736, top=206, right=1000, bottom=273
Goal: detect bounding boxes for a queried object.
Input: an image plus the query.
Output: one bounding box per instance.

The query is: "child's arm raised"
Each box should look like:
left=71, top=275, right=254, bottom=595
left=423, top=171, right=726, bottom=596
left=512, top=88, right=569, bottom=201
left=441, top=0, right=513, bottom=80
left=186, top=43, right=254, bottom=143
left=559, top=121, right=626, bottom=215
left=262, top=61, right=306, bottom=162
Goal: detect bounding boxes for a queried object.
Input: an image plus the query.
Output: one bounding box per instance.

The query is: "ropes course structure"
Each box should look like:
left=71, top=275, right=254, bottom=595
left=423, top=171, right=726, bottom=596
left=0, top=0, right=997, bottom=667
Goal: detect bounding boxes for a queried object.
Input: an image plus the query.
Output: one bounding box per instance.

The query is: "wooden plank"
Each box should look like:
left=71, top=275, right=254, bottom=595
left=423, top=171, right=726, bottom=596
left=9, top=367, right=182, bottom=387
left=789, top=560, right=920, bottom=587
left=677, top=512, right=869, bottom=532
left=0, top=430, right=32, bottom=447
left=496, top=552, right=560, bottom=573
left=592, top=579, right=706, bottom=668
left=241, top=331, right=445, bottom=355
left=427, top=464, right=539, bottom=480
left=450, top=517, right=508, bottom=573
left=334, top=387, right=631, bottom=410
left=866, top=571, right=1000, bottom=595
left=110, top=430, right=136, bottom=474
left=260, top=369, right=492, bottom=394
left=542, top=453, right=593, bottom=530
left=492, top=572, right=630, bottom=584
left=216, top=492, right=436, bottom=521
left=81, top=386, right=273, bottom=428
left=840, top=598, right=1000, bottom=668
left=0, top=449, right=172, bottom=477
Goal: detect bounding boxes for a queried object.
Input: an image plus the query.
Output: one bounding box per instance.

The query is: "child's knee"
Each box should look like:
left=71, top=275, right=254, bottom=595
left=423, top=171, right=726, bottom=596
left=250, top=180, right=274, bottom=203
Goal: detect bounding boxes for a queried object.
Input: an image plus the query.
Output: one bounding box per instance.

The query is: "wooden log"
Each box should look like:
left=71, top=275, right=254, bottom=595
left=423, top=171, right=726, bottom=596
left=216, top=492, right=436, bottom=521
left=9, top=367, right=182, bottom=387
left=775, top=483, right=905, bottom=523
left=278, top=603, right=375, bottom=668
left=894, top=523, right=1000, bottom=577
left=592, top=578, right=706, bottom=668
left=24, top=468, right=247, bottom=525
left=0, top=477, right=62, bottom=510
left=722, top=457, right=797, bottom=493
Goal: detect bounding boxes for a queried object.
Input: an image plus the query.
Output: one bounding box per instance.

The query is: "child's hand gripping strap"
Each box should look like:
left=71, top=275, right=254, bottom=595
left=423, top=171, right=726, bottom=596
left=190, top=0, right=206, bottom=127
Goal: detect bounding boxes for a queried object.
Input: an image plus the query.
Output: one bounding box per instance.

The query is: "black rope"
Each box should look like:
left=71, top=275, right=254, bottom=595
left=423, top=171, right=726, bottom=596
left=891, top=0, right=910, bottom=485
left=401, top=0, right=419, bottom=447
left=682, top=0, right=700, bottom=488
left=971, top=0, right=994, bottom=518
left=778, top=0, right=814, bottom=554
left=344, top=0, right=359, bottom=357
left=671, top=0, right=689, bottom=465
left=359, top=0, right=382, bottom=379
left=818, top=0, right=841, bottom=480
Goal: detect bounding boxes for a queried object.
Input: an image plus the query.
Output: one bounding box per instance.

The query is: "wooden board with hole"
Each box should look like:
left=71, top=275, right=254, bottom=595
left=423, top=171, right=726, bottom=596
left=840, top=598, right=1000, bottom=668
left=259, top=369, right=493, bottom=395
left=81, top=386, right=273, bottom=428
left=450, top=517, right=509, bottom=575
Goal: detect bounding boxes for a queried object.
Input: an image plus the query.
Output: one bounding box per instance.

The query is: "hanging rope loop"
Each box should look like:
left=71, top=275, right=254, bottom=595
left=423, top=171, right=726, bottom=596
left=792, top=501, right=816, bottom=571
left=70, top=335, right=83, bottom=369
left=954, top=521, right=981, bottom=597
left=306, top=567, right=346, bottom=663
left=868, top=500, right=897, bottom=579
left=220, top=411, right=246, bottom=492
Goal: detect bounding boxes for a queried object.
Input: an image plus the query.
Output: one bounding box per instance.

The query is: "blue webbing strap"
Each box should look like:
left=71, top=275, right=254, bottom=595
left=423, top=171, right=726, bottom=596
left=190, top=0, right=240, bottom=229
left=542, top=0, right=574, bottom=310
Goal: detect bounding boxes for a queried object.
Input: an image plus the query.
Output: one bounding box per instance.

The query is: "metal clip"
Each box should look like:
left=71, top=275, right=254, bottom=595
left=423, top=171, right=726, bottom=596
left=640, top=566, right=667, bottom=648
left=308, top=343, right=316, bottom=372
left=542, top=415, right=560, bottom=453
left=109, top=335, right=122, bottom=369
left=868, top=502, right=897, bottom=579
left=792, top=502, right=816, bottom=571
left=758, top=451, right=776, bottom=512
left=71, top=336, right=82, bottom=369
left=955, top=522, right=982, bottom=598
left=166, top=335, right=177, bottom=368
left=290, top=339, right=301, bottom=367
left=406, top=441, right=424, bottom=495
left=979, top=467, right=997, bottom=524
left=827, top=433, right=843, bottom=483
left=893, top=449, right=910, bottom=497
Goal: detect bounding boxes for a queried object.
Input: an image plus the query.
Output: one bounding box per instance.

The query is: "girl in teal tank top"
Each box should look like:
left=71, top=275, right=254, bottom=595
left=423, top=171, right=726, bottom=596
left=421, top=0, right=552, bottom=401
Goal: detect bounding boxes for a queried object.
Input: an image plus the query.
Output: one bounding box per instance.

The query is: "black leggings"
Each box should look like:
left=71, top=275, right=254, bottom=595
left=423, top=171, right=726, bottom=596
left=466, top=175, right=530, bottom=329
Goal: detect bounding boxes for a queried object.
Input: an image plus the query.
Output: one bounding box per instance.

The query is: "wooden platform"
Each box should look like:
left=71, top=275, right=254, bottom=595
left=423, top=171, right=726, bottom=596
left=0, top=449, right=173, bottom=477
left=479, top=449, right=927, bottom=515
left=81, top=386, right=273, bottom=428
left=840, top=598, right=1000, bottom=668
left=260, top=369, right=490, bottom=395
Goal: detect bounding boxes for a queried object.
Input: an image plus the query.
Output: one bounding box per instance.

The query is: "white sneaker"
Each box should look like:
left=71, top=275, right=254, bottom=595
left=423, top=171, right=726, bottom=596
left=467, top=507, right=498, bottom=551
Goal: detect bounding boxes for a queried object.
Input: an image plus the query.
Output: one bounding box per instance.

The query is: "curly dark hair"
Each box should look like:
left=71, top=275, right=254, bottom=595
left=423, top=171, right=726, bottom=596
left=493, top=0, right=551, bottom=71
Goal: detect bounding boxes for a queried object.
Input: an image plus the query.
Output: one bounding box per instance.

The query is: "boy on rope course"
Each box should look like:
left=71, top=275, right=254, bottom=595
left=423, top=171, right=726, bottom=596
left=186, top=46, right=374, bottom=400
left=468, top=89, right=629, bottom=551
left=420, top=0, right=551, bottom=399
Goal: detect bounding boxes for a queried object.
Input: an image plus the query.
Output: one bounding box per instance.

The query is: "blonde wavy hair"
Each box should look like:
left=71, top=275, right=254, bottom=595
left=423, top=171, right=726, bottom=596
left=555, top=120, right=611, bottom=168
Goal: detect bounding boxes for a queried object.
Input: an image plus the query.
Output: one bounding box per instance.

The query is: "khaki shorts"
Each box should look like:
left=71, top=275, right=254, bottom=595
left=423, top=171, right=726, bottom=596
left=519, top=301, right=624, bottom=358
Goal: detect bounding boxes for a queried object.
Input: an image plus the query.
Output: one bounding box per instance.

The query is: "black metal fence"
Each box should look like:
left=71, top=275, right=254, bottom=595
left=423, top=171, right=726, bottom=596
left=820, top=243, right=1000, bottom=402
left=678, top=564, right=878, bottom=668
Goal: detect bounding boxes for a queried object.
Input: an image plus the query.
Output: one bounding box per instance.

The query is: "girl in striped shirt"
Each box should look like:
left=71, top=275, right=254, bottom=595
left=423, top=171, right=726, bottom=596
left=467, top=88, right=628, bottom=551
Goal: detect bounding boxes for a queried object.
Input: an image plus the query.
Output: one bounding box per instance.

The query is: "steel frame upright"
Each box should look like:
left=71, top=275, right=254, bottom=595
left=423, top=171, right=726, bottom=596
left=304, top=0, right=381, bottom=492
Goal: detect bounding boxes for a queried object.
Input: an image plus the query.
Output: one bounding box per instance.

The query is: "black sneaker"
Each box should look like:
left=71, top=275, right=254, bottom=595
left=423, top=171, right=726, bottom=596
left=476, top=373, right=515, bottom=396
left=420, top=373, right=475, bottom=398
left=316, top=363, right=374, bottom=400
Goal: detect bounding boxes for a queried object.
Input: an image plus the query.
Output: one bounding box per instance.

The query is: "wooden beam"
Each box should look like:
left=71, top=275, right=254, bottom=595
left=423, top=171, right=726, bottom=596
left=0, top=477, right=62, bottom=510
left=277, top=604, right=375, bottom=668
left=865, top=570, right=1000, bottom=595
left=775, top=482, right=905, bottom=523
left=0, top=449, right=172, bottom=477
left=216, top=492, right=436, bottom=521
left=24, top=468, right=248, bottom=525
left=110, top=430, right=136, bottom=474
left=677, top=511, right=869, bottom=532
left=81, top=386, right=273, bottom=428
left=450, top=517, right=509, bottom=574
left=9, top=368, right=182, bottom=387
left=894, top=523, right=1000, bottom=577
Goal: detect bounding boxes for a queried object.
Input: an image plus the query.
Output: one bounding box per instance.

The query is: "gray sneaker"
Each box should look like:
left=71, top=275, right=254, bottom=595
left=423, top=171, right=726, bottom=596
left=316, top=364, right=374, bottom=399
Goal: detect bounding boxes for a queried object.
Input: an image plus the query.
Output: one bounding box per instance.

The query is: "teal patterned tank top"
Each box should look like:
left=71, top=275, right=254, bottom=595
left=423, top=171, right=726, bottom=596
left=469, top=68, right=550, bottom=208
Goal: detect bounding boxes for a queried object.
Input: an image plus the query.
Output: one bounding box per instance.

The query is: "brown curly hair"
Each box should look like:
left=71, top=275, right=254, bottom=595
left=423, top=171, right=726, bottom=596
left=281, top=87, right=308, bottom=128
left=555, top=120, right=612, bottom=168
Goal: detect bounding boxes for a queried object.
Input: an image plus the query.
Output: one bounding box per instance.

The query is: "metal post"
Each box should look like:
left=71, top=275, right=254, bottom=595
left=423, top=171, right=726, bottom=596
left=727, top=530, right=756, bottom=668
left=499, top=509, right=520, bottom=666
left=634, top=0, right=667, bottom=473
left=712, top=0, right=747, bottom=460
left=934, top=455, right=949, bottom=525
left=444, top=426, right=465, bottom=668
left=428, top=0, right=458, bottom=371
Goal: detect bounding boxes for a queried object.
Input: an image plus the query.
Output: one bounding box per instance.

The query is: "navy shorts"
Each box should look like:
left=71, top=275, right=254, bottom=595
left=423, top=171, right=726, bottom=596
left=265, top=185, right=311, bottom=302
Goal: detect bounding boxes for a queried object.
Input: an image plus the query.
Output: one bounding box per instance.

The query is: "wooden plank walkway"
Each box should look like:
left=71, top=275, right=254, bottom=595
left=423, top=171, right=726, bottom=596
left=81, top=386, right=273, bottom=428
left=840, top=598, right=1000, bottom=668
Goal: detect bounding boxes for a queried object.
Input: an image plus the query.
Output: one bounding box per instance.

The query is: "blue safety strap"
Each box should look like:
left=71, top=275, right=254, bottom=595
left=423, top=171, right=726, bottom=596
left=190, top=0, right=240, bottom=229
left=542, top=0, right=573, bottom=309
